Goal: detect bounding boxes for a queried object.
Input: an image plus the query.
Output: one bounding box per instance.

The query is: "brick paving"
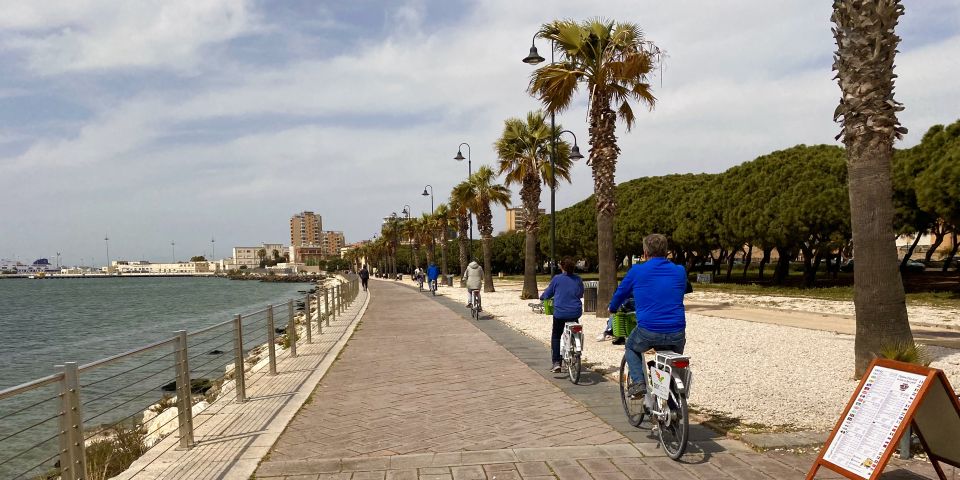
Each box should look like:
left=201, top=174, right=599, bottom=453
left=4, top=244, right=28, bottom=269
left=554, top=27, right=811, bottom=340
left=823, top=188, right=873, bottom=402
left=258, top=280, right=949, bottom=479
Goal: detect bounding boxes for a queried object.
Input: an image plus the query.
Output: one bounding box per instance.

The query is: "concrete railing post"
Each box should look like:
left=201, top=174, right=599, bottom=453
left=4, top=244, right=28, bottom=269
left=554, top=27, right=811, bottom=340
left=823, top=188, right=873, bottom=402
left=304, top=294, right=313, bottom=344
left=233, top=314, right=247, bottom=403
left=57, top=362, right=86, bottom=480
left=287, top=300, right=297, bottom=358
left=173, top=330, right=195, bottom=449
left=266, top=305, right=277, bottom=375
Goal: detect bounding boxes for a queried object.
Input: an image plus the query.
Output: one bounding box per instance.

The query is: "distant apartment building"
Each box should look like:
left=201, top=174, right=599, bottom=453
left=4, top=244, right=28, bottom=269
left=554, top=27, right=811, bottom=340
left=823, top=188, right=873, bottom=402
left=505, top=207, right=546, bottom=232
left=231, top=244, right=288, bottom=269
left=321, top=231, right=346, bottom=257
left=290, top=211, right=323, bottom=247
left=109, top=260, right=215, bottom=274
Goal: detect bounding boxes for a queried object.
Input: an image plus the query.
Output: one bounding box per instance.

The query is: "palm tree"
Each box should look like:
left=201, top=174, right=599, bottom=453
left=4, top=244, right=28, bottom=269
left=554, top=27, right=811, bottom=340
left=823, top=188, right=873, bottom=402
left=257, top=248, right=267, bottom=268
left=460, top=166, right=512, bottom=292
left=417, top=214, right=436, bottom=266
left=496, top=110, right=575, bottom=299
left=403, top=217, right=422, bottom=270
left=433, top=203, right=453, bottom=277
left=449, top=185, right=472, bottom=275
left=529, top=19, right=661, bottom=317
left=832, top=0, right=913, bottom=377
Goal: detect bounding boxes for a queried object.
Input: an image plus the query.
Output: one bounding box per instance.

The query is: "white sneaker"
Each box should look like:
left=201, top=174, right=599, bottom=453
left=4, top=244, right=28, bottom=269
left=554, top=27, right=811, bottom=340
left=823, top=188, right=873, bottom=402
left=595, top=332, right=607, bottom=341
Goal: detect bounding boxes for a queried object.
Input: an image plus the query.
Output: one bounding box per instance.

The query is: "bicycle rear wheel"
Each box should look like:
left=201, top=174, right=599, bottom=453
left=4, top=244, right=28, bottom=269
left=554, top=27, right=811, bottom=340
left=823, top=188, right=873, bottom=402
left=619, top=356, right=645, bottom=427
left=658, top=384, right=689, bottom=460
left=568, top=353, right=581, bottom=384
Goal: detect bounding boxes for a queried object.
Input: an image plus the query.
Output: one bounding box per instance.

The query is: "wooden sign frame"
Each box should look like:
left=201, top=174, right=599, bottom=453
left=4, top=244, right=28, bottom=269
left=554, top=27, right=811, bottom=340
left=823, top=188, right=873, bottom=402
left=807, top=358, right=960, bottom=480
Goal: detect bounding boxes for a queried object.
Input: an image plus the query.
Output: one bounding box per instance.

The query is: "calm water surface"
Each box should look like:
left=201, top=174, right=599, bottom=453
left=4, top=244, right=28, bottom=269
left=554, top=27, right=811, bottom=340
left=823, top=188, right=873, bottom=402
left=0, top=276, right=310, bottom=388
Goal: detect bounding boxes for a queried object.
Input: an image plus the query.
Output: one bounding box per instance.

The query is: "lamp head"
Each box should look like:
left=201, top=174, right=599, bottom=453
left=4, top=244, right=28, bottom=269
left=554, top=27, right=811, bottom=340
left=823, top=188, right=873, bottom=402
left=523, top=45, right=545, bottom=65
left=454, top=150, right=465, bottom=161
left=422, top=188, right=429, bottom=196
left=569, top=144, right=584, bottom=160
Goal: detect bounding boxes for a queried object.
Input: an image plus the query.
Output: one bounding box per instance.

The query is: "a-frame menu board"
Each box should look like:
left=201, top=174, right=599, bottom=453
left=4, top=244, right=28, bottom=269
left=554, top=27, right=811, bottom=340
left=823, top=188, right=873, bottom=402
left=807, top=358, right=960, bottom=479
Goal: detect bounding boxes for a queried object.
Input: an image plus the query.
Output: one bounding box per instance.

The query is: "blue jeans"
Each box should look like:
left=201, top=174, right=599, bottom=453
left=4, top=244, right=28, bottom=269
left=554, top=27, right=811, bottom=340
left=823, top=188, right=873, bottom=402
left=625, top=326, right=686, bottom=385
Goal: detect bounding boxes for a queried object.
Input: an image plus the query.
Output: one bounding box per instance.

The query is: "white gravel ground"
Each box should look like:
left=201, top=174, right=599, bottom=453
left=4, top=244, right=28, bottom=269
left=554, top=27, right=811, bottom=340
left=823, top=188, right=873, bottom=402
left=689, top=290, right=959, bottom=329
left=412, top=278, right=960, bottom=431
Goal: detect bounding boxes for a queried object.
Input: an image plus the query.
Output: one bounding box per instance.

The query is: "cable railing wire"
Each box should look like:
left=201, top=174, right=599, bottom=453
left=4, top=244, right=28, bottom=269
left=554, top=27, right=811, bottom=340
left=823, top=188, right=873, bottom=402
left=83, top=376, right=175, bottom=426
left=0, top=412, right=59, bottom=445
left=81, top=360, right=174, bottom=409
left=187, top=336, right=238, bottom=364
left=12, top=450, right=59, bottom=480
left=0, top=393, right=59, bottom=424
left=0, top=431, right=59, bottom=469
left=80, top=349, right=172, bottom=389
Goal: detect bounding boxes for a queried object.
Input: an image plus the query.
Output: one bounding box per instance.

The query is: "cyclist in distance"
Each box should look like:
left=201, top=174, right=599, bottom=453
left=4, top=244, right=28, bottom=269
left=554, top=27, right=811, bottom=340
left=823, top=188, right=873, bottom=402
left=540, top=257, right=584, bottom=373
left=609, top=234, right=687, bottom=398
left=462, top=260, right=483, bottom=308
left=426, top=262, right=440, bottom=291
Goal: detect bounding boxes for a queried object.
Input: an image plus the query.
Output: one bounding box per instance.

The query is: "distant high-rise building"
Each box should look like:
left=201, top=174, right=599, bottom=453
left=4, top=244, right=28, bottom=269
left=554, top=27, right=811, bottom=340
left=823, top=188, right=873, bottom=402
left=505, top=207, right=546, bottom=232
left=290, top=211, right=322, bottom=247
left=321, top=231, right=346, bottom=257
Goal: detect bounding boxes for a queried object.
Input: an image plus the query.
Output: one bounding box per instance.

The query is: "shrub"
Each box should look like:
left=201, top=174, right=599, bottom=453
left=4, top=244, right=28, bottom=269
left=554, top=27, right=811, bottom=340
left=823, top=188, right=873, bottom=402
left=877, top=342, right=931, bottom=366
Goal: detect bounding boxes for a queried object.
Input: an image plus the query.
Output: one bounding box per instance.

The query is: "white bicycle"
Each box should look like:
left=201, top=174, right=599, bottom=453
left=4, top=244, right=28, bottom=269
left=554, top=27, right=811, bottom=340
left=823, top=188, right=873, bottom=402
left=560, top=321, right=584, bottom=384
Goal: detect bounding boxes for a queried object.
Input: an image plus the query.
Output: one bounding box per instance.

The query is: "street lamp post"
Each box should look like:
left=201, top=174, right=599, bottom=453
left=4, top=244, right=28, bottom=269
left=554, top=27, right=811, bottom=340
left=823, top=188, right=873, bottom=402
left=104, top=234, right=110, bottom=269
left=171, top=241, right=176, bottom=263
left=523, top=36, right=586, bottom=277
left=211, top=237, right=215, bottom=261
left=523, top=35, right=560, bottom=275
left=390, top=212, right=399, bottom=279
left=454, top=143, right=473, bottom=260
left=421, top=185, right=434, bottom=214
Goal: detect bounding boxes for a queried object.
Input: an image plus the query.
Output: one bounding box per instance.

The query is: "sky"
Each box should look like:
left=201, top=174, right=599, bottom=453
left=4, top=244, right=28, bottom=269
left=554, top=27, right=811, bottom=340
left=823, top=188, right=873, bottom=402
left=0, top=0, right=958, bottom=266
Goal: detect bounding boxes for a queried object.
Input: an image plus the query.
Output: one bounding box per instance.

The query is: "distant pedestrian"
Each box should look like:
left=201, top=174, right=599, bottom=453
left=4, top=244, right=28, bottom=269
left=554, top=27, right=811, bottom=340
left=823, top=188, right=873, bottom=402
left=540, top=257, right=584, bottom=373
left=359, top=265, right=370, bottom=291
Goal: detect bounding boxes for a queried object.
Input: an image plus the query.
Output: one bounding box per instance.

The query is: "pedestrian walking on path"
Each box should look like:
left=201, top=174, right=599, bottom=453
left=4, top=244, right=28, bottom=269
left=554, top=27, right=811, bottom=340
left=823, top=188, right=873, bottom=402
left=359, top=264, right=369, bottom=291
left=540, top=257, right=584, bottom=373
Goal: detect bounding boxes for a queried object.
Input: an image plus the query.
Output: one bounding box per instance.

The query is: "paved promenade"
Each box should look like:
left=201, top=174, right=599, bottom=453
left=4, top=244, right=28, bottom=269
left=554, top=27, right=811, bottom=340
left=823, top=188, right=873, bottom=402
left=257, top=280, right=944, bottom=479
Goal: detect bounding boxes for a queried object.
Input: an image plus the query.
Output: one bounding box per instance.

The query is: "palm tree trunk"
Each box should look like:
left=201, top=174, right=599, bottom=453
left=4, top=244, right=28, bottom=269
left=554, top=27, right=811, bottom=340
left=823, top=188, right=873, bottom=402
left=440, top=230, right=449, bottom=277
left=590, top=100, right=620, bottom=318
left=848, top=140, right=913, bottom=375
left=833, top=0, right=913, bottom=377
left=521, top=174, right=541, bottom=300
left=482, top=235, right=495, bottom=292
left=457, top=215, right=469, bottom=275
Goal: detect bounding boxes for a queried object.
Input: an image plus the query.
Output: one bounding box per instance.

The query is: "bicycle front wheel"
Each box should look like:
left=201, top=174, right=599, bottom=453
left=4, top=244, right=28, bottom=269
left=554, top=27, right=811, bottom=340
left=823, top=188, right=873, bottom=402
left=619, top=356, right=645, bottom=427
left=658, top=384, right=689, bottom=460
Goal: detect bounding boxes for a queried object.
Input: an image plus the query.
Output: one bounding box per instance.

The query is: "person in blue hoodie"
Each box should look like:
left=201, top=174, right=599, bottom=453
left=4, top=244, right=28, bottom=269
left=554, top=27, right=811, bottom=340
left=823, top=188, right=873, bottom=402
left=609, top=233, right=687, bottom=398
left=426, top=262, right=440, bottom=291
left=540, top=257, right=584, bottom=373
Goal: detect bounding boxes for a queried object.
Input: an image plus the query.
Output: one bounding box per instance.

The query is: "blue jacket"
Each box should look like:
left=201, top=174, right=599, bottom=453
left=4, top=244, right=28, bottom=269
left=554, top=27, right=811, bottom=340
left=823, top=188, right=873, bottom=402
left=540, top=273, right=584, bottom=319
left=609, top=257, right=686, bottom=333
left=426, top=264, right=440, bottom=281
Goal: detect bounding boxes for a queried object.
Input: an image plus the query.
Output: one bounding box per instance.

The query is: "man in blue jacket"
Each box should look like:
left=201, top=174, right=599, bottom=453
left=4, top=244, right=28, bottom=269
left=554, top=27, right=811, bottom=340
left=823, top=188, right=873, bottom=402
left=540, top=257, right=584, bottom=373
left=426, top=262, right=441, bottom=291
left=609, top=234, right=687, bottom=397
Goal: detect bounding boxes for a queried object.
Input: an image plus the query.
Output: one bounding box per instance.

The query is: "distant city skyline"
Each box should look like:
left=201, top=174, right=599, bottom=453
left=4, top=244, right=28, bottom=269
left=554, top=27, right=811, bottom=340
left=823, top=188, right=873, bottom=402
left=2, top=1, right=958, bottom=263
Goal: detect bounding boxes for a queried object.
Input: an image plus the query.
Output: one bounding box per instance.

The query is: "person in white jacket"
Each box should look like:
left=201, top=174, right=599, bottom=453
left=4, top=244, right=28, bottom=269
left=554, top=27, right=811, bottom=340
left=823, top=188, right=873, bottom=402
left=462, top=260, right=484, bottom=308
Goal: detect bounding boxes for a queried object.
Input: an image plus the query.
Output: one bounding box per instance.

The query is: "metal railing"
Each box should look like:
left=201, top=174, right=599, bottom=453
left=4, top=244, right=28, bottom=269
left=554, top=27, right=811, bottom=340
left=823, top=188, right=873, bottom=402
left=0, top=276, right=361, bottom=480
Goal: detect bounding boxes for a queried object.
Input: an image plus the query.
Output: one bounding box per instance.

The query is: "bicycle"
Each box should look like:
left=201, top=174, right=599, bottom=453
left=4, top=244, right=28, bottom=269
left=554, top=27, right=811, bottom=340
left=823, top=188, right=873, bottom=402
left=429, top=278, right=438, bottom=296
left=559, top=321, right=584, bottom=384
left=417, top=274, right=425, bottom=292
left=620, top=347, right=692, bottom=460
left=469, top=289, right=482, bottom=320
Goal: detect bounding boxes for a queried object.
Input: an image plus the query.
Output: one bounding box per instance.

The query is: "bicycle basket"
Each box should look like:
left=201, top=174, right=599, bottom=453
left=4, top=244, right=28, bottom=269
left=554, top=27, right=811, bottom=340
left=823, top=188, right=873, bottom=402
left=542, top=298, right=554, bottom=315
left=611, top=311, right=637, bottom=338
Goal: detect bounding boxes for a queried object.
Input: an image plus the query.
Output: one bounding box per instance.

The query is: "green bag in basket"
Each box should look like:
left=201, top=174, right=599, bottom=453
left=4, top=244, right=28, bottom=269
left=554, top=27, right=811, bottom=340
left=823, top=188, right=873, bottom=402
left=611, top=311, right=637, bottom=338
left=542, top=298, right=554, bottom=316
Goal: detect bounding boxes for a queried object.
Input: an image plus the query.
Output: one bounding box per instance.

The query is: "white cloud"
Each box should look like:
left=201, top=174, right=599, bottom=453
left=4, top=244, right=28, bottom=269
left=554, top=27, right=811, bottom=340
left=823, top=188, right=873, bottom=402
left=0, top=0, right=257, bottom=73
left=1, top=0, right=958, bottom=262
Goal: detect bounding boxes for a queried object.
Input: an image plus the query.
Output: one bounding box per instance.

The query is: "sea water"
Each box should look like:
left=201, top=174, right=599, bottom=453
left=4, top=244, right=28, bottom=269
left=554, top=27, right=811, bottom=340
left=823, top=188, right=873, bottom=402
left=0, top=276, right=310, bottom=388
